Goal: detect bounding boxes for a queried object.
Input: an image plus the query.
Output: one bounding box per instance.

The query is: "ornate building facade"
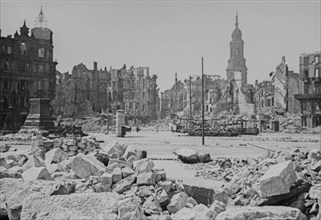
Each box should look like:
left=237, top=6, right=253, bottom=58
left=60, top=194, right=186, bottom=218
left=0, top=8, right=57, bottom=131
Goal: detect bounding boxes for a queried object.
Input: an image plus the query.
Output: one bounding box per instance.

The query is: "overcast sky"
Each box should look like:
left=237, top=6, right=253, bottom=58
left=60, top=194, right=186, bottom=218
left=1, top=0, right=320, bottom=91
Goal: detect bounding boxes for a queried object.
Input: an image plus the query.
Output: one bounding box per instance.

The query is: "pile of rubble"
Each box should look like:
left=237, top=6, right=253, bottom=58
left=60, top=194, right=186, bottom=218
left=182, top=147, right=321, bottom=219
left=1, top=138, right=320, bottom=220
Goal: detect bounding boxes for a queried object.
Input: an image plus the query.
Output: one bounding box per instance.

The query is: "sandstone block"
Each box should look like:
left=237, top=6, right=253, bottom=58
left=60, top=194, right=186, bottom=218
left=22, top=167, right=53, bottom=181
left=118, top=199, right=144, bottom=220
left=137, top=172, right=155, bottom=185
left=21, top=192, right=119, bottom=220
left=112, top=167, right=122, bottom=183
left=112, top=174, right=136, bottom=194
left=68, top=154, right=106, bottom=179
left=101, top=173, right=113, bottom=187
left=122, top=167, right=135, bottom=178
left=167, top=192, right=188, bottom=214
left=45, top=148, right=67, bottom=166
left=259, top=160, right=297, bottom=197
left=172, top=207, right=197, bottom=220
left=193, top=204, right=217, bottom=220
left=102, top=141, right=128, bottom=157
left=216, top=206, right=307, bottom=220
left=133, top=158, right=154, bottom=174
left=174, top=148, right=199, bottom=164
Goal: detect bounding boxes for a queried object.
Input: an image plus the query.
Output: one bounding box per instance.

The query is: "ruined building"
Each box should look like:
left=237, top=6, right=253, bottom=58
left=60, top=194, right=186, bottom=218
left=255, top=57, right=301, bottom=114
left=295, top=51, right=321, bottom=127
left=161, top=13, right=255, bottom=118
left=53, top=64, right=160, bottom=121
left=0, top=8, right=57, bottom=131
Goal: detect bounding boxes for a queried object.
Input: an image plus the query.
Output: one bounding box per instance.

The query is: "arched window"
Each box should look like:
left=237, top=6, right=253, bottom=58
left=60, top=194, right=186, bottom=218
left=235, top=48, right=239, bottom=55
left=20, top=43, right=27, bottom=55
left=7, top=46, right=12, bottom=54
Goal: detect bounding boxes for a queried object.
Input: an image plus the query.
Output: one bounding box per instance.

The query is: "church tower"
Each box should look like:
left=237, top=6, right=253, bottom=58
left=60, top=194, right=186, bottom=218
left=226, top=13, right=248, bottom=85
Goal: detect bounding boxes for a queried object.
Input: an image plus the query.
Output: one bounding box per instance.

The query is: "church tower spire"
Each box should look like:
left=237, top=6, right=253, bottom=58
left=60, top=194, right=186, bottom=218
left=226, top=13, right=248, bottom=85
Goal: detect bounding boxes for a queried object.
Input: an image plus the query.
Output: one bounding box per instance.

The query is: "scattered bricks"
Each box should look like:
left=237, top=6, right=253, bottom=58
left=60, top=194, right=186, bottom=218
left=172, top=207, right=197, bottom=220
left=101, top=173, right=113, bottom=187
left=112, top=167, right=122, bottom=183
left=159, top=181, right=173, bottom=193
left=45, top=148, right=68, bottom=166
left=113, top=174, right=136, bottom=194
left=167, top=192, right=189, bottom=214
left=259, top=160, right=297, bottom=197
left=68, top=154, right=106, bottom=179
left=122, top=167, right=135, bottom=178
left=22, top=167, right=54, bottom=181
left=137, top=172, right=155, bottom=186
left=133, top=158, right=154, bottom=174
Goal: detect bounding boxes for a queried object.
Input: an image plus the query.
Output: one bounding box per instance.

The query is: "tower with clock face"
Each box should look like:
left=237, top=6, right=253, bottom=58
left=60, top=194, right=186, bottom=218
left=226, top=13, right=248, bottom=86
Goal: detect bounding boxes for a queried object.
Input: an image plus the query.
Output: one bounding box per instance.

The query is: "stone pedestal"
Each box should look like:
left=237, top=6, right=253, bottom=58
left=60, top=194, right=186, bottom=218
left=116, top=110, right=125, bottom=137
left=20, top=98, right=55, bottom=133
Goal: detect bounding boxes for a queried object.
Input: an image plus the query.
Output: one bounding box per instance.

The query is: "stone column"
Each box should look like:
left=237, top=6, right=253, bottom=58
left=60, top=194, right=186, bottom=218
left=116, top=109, right=125, bottom=137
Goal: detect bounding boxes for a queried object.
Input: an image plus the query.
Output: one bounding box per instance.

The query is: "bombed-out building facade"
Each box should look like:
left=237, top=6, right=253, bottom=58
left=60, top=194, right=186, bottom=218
left=52, top=63, right=160, bottom=122
left=0, top=9, right=57, bottom=131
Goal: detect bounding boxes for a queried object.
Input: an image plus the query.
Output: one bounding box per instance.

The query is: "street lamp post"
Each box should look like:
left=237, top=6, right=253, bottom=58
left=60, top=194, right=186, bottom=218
left=202, top=57, right=205, bottom=145
left=189, top=75, right=192, bottom=130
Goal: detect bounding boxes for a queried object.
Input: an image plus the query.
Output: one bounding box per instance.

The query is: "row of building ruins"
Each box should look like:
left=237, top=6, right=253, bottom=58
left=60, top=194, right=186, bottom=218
left=0, top=9, right=320, bottom=132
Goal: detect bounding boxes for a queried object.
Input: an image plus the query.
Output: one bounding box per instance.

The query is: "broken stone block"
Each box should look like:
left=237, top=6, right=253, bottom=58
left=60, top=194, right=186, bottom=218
left=101, top=172, right=113, bottom=187
left=157, top=190, right=169, bottom=205
left=109, top=159, right=133, bottom=168
left=259, top=160, right=297, bottom=197
left=68, top=154, right=106, bottom=179
left=22, top=167, right=54, bottom=181
left=137, top=172, right=155, bottom=185
left=308, top=149, right=320, bottom=160
left=122, top=167, right=135, bottom=178
left=102, top=141, right=128, bottom=157
left=21, top=192, right=120, bottom=220
left=209, top=200, right=226, bottom=215
left=0, top=170, right=22, bottom=179
left=174, top=147, right=200, bottom=164
left=21, top=155, right=45, bottom=172
left=159, top=180, right=173, bottom=193
left=167, top=192, right=189, bottom=214
left=47, top=164, right=61, bottom=174
left=0, top=178, right=73, bottom=220
left=142, top=198, right=162, bottom=215
left=133, top=158, right=154, bottom=174
left=123, top=145, right=137, bottom=159
left=0, top=157, right=9, bottom=169
left=193, top=204, right=217, bottom=220
left=112, top=174, right=136, bottom=194
left=118, top=199, right=144, bottom=220
left=216, top=206, right=307, bottom=220
left=16, top=154, right=28, bottom=167
left=138, top=186, right=153, bottom=197
left=309, top=184, right=321, bottom=200
left=312, top=161, right=321, bottom=172
left=154, top=170, right=166, bottom=183
left=183, top=184, right=214, bottom=206
left=213, top=189, right=229, bottom=204
left=112, top=167, right=122, bottom=183
left=45, top=148, right=67, bottom=166
left=0, top=143, right=10, bottom=153
left=172, top=207, right=197, bottom=220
